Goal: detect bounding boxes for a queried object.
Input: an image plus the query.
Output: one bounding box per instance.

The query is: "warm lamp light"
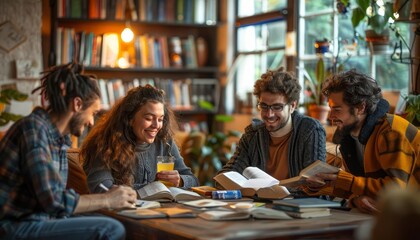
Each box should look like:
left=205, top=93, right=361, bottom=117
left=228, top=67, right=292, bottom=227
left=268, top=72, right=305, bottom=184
left=118, top=57, right=129, bottom=68
left=121, top=27, right=134, bottom=43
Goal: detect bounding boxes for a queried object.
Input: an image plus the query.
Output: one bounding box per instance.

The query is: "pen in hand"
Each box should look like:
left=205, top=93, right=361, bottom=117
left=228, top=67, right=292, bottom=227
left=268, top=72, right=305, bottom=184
left=99, top=183, right=110, bottom=191
left=100, top=183, right=136, bottom=208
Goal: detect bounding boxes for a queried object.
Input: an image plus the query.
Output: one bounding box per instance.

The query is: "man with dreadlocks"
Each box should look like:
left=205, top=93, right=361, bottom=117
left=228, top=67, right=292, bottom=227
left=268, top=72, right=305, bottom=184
left=0, top=63, right=136, bottom=240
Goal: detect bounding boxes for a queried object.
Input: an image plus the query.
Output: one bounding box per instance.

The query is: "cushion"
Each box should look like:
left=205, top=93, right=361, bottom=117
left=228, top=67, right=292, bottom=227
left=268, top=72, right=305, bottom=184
left=67, top=148, right=90, bottom=195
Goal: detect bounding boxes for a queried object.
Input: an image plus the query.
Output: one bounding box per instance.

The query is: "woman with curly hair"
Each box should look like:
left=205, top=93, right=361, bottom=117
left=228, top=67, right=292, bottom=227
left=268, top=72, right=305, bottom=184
left=81, top=84, right=198, bottom=193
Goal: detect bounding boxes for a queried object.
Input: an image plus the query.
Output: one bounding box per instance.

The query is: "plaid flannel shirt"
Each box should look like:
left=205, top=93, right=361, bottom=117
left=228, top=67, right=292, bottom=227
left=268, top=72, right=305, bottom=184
left=0, top=107, right=79, bottom=228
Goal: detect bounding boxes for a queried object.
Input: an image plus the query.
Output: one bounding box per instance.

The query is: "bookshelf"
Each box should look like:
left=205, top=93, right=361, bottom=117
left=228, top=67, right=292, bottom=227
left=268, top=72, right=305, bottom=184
left=46, top=0, right=221, bottom=133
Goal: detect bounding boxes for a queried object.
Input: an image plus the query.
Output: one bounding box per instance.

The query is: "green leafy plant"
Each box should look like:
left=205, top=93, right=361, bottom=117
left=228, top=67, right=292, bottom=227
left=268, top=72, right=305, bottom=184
left=0, top=88, right=28, bottom=126
left=350, top=0, right=395, bottom=35
left=402, top=94, right=420, bottom=127
left=302, top=57, right=348, bottom=107
left=302, top=57, right=327, bottom=106
left=197, top=128, right=242, bottom=185
left=190, top=101, right=242, bottom=186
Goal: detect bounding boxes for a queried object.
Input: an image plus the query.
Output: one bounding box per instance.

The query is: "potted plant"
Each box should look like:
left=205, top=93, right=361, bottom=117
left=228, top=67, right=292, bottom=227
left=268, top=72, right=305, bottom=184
left=196, top=128, right=242, bottom=186
left=302, top=37, right=352, bottom=125
left=402, top=94, right=420, bottom=128
left=349, top=0, right=395, bottom=52
left=0, top=88, right=28, bottom=126
left=184, top=101, right=242, bottom=186
left=302, top=57, right=331, bottom=125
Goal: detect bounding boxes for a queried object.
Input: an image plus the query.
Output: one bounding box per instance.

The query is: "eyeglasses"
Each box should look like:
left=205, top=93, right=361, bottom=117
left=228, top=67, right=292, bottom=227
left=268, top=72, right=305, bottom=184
left=257, top=102, right=286, bottom=112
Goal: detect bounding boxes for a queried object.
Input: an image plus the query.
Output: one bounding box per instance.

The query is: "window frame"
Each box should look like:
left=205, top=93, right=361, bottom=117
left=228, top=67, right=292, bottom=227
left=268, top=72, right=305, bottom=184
left=297, top=0, right=411, bottom=96
left=228, top=0, right=294, bottom=114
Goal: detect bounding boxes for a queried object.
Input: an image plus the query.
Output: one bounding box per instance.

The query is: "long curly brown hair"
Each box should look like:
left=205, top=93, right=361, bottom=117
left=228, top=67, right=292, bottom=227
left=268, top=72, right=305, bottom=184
left=80, top=84, right=176, bottom=185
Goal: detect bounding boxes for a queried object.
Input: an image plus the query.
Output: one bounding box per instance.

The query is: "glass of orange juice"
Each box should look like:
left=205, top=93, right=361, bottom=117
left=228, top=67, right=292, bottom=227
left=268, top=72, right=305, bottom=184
left=157, top=156, right=175, bottom=172
left=157, top=156, right=175, bottom=187
left=157, top=156, right=175, bottom=186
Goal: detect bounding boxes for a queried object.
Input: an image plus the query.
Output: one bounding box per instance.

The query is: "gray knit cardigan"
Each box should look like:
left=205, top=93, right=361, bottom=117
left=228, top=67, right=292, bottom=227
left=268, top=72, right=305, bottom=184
left=219, top=111, right=326, bottom=178
left=85, top=139, right=199, bottom=193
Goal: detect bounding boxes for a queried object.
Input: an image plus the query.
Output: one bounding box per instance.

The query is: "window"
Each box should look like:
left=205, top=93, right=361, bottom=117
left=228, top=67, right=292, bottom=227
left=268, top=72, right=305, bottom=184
left=225, top=0, right=288, bottom=114
left=298, top=0, right=410, bottom=105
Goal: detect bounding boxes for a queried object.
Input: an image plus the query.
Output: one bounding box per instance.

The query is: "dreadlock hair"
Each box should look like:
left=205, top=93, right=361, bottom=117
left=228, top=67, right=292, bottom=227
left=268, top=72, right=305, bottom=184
left=32, top=62, right=101, bottom=114
left=253, top=66, right=302, bottom=104
left=80, top=84, right=176, bottom=186
left=322, top=69, right=382, bottom=115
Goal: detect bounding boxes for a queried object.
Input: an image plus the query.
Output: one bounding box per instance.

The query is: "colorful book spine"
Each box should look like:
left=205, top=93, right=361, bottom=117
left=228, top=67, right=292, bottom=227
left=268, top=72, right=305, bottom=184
left=212, top=190, right=242, bottom=200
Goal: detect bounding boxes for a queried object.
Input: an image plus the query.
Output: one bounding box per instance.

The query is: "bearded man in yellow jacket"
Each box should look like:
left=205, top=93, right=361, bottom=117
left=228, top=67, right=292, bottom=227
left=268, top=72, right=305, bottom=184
left=308, top=69, right=419, bottom=214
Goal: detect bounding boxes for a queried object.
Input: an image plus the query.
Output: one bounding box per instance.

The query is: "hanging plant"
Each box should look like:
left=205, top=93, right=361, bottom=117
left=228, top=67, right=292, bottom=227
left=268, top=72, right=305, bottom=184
left=337, top=0, right=351, bottom=15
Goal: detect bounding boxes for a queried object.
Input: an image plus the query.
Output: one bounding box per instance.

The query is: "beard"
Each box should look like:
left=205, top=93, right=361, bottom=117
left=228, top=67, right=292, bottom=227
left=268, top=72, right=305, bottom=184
left=264, top=113, right=290, bottom=133
left=332, top=119, right=359, bottom=144
left=68, top=112, right=85, bottom=137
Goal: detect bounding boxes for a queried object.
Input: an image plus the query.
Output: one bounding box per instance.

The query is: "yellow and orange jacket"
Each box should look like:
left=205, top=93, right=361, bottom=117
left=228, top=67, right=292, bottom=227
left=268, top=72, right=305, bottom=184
left=333, top=99, right=420, bottom=201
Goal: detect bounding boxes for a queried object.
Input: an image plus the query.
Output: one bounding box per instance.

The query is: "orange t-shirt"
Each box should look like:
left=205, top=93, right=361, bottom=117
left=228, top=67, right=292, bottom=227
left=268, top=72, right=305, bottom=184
left=267, top=130, right=292, bottom=180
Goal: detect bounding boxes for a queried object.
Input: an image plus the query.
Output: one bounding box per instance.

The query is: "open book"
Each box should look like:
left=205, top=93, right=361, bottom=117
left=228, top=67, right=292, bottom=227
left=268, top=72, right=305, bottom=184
left=280, top=160, right=340, bottom=188
left=135, top=199, right=161, bottom=209
left=213, top=167, right=290, bottom=199
left=137, top=181, right=202, bottom=202
left=198, top=207, right=292, bottom=221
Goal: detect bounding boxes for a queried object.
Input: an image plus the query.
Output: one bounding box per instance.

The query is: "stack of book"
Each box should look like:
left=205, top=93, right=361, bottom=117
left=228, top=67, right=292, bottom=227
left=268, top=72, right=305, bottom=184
left=272, top=198, right=341, bottom=219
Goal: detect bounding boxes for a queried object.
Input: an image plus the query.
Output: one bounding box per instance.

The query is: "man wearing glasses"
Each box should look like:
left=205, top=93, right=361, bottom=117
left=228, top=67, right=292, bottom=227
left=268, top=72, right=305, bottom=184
left=218, top=67, right=326, bottom=194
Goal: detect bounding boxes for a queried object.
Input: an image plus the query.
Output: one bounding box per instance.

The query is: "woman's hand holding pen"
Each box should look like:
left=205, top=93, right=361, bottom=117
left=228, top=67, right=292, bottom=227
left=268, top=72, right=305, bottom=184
left=101, top=184, right=137, bottom=209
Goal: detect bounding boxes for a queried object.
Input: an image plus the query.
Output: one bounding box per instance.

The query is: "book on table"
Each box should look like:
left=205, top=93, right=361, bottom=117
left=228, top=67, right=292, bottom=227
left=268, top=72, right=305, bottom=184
left=135, top=199, right=161, bottom=209
left=182, top=199, right=228, bottom=208
left=117, top=208, right=167, bottom=219
left=118, top=207, right=196, bottom=219
left=272, top=198, right=341, bottom=212
left=137, top=181, right=203, bottom=202
left=272, top=198, right=341, bottom=219
left=279, top=160, right=340, bottom=189
left=198, top=207, right=293, bottom=221
left=191, top=185, right=217, bottom=197
left=213, top=167, right=290, bottom=199
left=282, top=209, right=332, bottom=219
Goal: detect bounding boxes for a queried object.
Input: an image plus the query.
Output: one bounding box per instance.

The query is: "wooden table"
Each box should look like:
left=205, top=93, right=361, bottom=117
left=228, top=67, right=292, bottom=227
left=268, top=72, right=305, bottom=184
left=102, top=204, right=372, bottom=240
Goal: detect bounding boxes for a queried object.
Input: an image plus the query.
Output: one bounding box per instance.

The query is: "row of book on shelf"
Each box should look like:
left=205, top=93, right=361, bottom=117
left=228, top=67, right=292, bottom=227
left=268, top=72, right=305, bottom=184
left=178, top=120, right=209, bottom=133
left=58, top=0, right=217, bottom=25
left=56, top=28, right=205, bottom=69
left=97, top=77, right=219, bottom=112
